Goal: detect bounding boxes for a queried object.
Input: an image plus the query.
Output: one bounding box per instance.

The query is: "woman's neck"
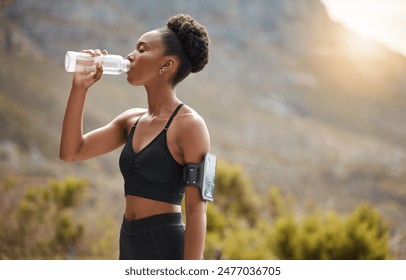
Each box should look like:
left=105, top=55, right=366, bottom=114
left=144, top=84, right=180, bottom=117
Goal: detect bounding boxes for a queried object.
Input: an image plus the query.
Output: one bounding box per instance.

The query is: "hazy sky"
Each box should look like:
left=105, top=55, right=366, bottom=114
left=321, top=0, right=406, bottom=56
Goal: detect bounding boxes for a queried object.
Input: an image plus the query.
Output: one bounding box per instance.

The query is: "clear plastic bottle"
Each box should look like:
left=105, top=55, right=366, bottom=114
left=65, top=51, right=130, bottom=75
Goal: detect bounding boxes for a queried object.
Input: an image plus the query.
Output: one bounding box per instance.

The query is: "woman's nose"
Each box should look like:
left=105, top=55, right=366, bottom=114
left=127, top=53, right=135, bottom=62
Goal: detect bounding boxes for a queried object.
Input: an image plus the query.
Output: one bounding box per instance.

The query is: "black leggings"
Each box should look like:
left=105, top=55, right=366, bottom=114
left=119, top=212, right=185, bottom=260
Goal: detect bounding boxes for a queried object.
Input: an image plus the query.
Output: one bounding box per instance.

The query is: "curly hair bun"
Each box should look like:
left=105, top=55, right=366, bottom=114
left=167, top=14, right=210, bottom=73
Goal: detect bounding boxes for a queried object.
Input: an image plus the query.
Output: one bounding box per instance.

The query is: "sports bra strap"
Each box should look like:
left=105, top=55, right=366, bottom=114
left=164, top=103, right=184, bottom=130
left=133, top=112, right=146, bottom=127
left=133, top=104, right=184, bottom=129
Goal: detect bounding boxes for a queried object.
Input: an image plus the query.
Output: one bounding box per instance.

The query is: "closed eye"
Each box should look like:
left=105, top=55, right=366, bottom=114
left=136, top=42, right=148, bottom=53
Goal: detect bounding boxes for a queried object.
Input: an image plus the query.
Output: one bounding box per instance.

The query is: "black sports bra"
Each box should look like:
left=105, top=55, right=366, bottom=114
left=119, top=104, right=185, bottom=205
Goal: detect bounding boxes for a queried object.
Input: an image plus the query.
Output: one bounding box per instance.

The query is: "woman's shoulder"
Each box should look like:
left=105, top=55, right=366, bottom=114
left=113, top=107, right=148, bottom=129
left=121, top=107, right=148, bottom=119
left=177, top=104, right=207, bottom=130
left=175, top=104, right=210, bottom=160
left=175, top=105, right=209, bottom=141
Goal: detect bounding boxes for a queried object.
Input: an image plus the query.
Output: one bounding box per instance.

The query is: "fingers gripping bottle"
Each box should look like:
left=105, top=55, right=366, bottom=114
left=65, top=51, right=130, bottom=75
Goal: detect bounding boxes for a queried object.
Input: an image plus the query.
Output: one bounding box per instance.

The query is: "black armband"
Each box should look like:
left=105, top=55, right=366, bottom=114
left=183, top=154, right=216, bottom=202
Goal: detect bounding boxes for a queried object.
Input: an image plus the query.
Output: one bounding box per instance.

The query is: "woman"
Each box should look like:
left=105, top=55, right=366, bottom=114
left=59, top=14, right=211, bottom=260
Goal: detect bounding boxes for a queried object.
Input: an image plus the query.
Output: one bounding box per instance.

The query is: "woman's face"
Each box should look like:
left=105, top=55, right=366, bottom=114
left=126, top=30, right=165, bottom=86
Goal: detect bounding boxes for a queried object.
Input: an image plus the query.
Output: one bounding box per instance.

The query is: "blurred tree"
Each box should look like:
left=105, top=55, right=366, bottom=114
left=205, top=160, right=268, bottom=259
left=268, top=204, right=390, bottom=259
left=205, top=160, right=390, bottom=260
left=204, top=203, right=226, bottom=259
left=343, top=203, right=390, bottom=259
left=221, top=219, right=274, bottom=260
left=0, top=176, right=87, bottom=259
left=265, top=186, right=294, bottom=220
left=267, top=214, right=299, bottom=259
left=214, top=160, right=261, bottom=225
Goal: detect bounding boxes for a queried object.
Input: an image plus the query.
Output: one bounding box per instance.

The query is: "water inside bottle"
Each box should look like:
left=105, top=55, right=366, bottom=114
left=65, top=51, right=130, bottom=75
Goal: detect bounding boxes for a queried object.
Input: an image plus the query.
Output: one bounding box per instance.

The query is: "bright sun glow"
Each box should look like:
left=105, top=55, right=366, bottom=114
left=321, top=0, right=406, bottom=56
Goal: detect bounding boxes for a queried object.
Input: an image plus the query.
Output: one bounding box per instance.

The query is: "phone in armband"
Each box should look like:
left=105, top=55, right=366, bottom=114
left=182, top=154, right=216, bottom=202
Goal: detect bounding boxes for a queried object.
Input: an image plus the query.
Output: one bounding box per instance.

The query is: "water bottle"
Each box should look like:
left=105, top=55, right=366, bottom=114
left=65, top=51, right=130, bottom=75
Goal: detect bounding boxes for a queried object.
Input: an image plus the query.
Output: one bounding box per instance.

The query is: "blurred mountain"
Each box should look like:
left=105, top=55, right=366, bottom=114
left=1, top=0, right=406, bottom=256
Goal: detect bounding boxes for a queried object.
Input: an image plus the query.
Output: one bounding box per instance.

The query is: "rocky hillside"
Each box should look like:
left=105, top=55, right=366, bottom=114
left=1, top=0, right=406, bottom=257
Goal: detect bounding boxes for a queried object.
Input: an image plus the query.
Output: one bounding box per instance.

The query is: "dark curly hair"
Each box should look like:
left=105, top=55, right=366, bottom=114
left=159, top=14, right=210, bottom=86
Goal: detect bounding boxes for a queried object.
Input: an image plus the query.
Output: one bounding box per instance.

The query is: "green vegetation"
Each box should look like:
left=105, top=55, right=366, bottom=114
left=205, top=160, right=390, bottom=260
left=0, top=176, right=118, bottom=259
left=267, top=205, right=389, bottom=260
left=0, top=176, right=87, bottom=259
left=0, top=160, right=391, bottom=259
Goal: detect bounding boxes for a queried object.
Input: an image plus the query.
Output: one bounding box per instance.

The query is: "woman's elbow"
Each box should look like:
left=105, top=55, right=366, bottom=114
left=59, top=150, right=77, bottom=162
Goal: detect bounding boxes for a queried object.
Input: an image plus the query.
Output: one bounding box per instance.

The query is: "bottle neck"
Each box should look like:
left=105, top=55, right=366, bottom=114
left=123, top=59, right=130, bottom=72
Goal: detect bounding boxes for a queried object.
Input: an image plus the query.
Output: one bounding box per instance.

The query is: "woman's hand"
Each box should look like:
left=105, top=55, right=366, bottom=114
left=72, top=49, right=108, bottom=89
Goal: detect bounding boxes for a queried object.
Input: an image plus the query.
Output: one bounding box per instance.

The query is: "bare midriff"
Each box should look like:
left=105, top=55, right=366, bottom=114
left=124, top=195, right=181, bottom=221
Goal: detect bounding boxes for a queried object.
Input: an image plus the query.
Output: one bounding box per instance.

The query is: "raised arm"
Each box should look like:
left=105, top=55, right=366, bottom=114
left=59, top=49, right=128, bottom=162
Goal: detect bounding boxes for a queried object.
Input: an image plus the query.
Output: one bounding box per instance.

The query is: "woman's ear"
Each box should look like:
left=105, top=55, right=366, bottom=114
left=161, top=57, right=176, bottom=72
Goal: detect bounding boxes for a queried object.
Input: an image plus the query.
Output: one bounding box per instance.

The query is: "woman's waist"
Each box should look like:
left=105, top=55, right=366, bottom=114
left=121, top=212, right=184, bottom=235
left=124, top=195, right=181, bottom=221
